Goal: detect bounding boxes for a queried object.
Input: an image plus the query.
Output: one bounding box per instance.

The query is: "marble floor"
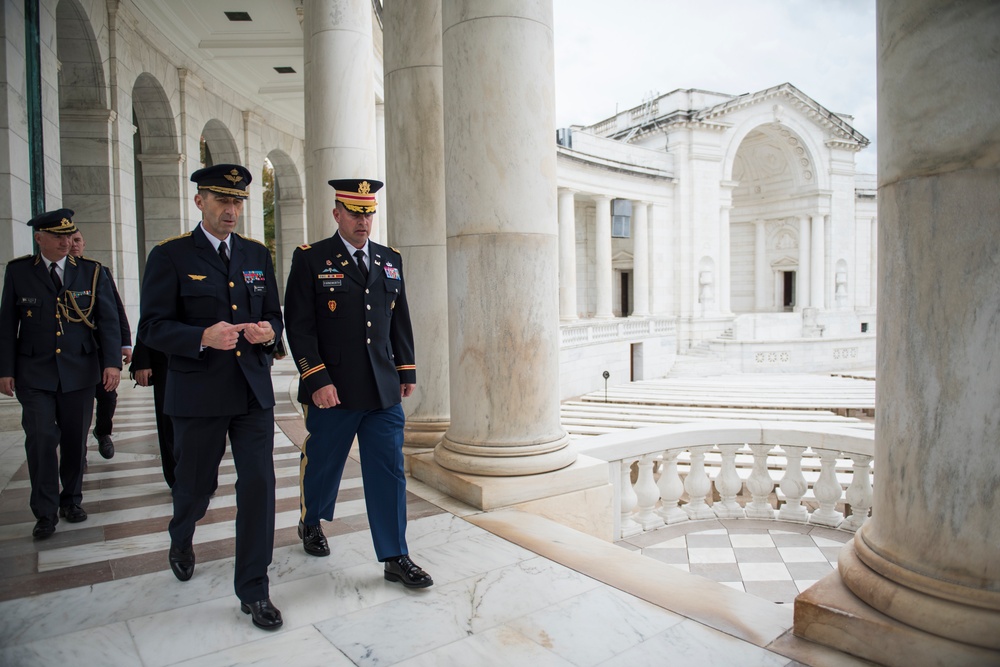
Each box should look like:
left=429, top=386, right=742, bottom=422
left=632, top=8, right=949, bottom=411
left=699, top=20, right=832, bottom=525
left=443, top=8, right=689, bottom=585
left=0, top=359, right=872, bottom=666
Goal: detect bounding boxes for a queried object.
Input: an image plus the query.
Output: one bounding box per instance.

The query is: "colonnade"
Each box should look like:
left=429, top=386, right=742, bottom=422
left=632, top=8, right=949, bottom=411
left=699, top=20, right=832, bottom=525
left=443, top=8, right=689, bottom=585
left=555, top=191, right=655, bottom=321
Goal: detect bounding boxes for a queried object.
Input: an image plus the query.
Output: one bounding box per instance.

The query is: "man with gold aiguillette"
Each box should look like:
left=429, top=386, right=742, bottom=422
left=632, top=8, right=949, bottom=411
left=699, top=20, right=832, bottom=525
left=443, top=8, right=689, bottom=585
left=283, top=178, right=432, bottom=589
left=0, top=209, right=122, bottom=539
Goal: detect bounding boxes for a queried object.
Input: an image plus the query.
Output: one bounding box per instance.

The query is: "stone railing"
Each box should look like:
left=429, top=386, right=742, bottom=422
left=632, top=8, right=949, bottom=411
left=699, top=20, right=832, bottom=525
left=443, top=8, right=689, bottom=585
left=560, top=316, right=677, bottom=348
left=575, top=421, right=874, bottom=539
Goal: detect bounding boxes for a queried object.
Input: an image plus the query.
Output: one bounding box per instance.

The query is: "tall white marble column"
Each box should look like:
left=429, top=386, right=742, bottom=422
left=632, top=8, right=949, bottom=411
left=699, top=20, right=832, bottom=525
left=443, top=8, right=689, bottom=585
left=795, top=2, right=1000, bottom=663
left=434, top=0, right=574, bottom=476
left=809, top=214, right=825, bottom=309
left=631, top=200, right=649, bottom=317
left=383, top=0, right=450, bottom=449
left=303, top=0, right=377, bottom=239
left=718, top=202, right=732, bottom=314
left=558, top=188, right=578, bottom=320
left=372, top=102, right=387, bottom=246
left=754, top=219, right=768, bottom=310
left=869, top=217, right=877, bottom=307
left=797, top=215, right=811, bottom=309
left=594, top=195, right=613, bottom=318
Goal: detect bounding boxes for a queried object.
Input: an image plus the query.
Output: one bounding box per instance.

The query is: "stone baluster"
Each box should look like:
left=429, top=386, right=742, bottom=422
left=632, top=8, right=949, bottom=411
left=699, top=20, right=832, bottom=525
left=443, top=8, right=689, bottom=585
left=777, top=445, right=809, bottom=522
left=634, top=454, right=664, bottom=530
left=656, top=450, right=689, bottom=524
left=746, top=443, right=776, bottom=519
left=841, top=454, right=873, bottom=532
left=713, top=444, right=746, bottom=519
left=619, top=459, right=641, bottom=538
left=683, top=446, right=716, bottom=519
left=808, top=449, right=845, bottom=527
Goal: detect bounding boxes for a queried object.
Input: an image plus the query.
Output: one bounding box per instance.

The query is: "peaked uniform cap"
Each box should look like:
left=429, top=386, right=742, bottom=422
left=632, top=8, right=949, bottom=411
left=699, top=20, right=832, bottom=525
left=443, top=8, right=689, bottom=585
left=27, top=208, right=77, bottom=235
left=328, top=178, right=383, bottom=213
left=191, top=164, right=252, bottom=199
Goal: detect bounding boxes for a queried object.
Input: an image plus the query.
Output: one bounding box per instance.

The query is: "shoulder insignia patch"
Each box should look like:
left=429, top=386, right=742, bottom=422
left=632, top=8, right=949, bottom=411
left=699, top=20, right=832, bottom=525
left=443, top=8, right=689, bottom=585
left=298, top=244, right=312, bottom=250
left=158, top=232, right=192, bottom=246
left=239, top=234, right=267, bottom=247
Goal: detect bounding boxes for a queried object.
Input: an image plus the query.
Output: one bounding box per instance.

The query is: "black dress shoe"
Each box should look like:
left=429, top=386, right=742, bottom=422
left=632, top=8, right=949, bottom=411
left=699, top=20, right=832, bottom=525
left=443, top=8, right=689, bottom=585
left=58, top=504, right=88, bottom=523
left=384, top=554, right=433, bottom=588
left=96, top=432, right=115, bottom=459
left=298, top=521, right=330, bottom=557
left=168, top=543, right=195, bottom=581
left=241, top=598, right=283, bottom=630
left=32, top=516, right=58, bottom=540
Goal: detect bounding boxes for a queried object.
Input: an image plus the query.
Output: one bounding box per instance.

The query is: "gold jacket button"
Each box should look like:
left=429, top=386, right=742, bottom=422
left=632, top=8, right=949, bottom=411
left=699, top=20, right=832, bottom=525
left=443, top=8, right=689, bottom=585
left=56, top=331, right=62, bottom=336
left=232, top=305, right=238, bottom=310
left=229, top=281, right=235, bottom=288
left=236, top=351, right=242, bottom=357
left=366, top=304, right=371, bottom=310
left=55, top=348, right=61, bottom=354
left=366, top=338, right=371, bottom=344
left=367, top=321, right=371, bottom=327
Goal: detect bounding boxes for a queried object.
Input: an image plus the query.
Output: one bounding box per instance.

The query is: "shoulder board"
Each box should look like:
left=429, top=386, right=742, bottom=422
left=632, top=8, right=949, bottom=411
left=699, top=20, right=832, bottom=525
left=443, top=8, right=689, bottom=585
left=238, top=234, right=267, bottom=247
left=390, top=246, right=401, bottom=254
left=298, top=243, right=311, bottom=251
left=8, top=254, right=33, bottom=264
left=74, top=255, right=101, bottom=266
left=157, top=232, right=192, bottom=246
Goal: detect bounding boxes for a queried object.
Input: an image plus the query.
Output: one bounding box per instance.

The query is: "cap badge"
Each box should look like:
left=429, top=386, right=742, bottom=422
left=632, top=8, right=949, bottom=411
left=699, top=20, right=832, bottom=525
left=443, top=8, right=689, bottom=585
left=359, top=181, right=371, bottom=195
left=224, top=169, right=244, bottom=185
left=328, top=300, right=337, bottom=313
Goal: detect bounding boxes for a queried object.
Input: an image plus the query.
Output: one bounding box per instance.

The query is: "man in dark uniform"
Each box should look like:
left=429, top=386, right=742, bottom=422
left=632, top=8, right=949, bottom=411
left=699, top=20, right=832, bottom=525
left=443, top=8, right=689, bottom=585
left=0, top=209, right=121, bottom=539
left=138, top=164, right=284, bottom=630
left=69, top=230, right=131, bottom=461
left=129, top=339, right=174, bottom=487
left=283, top=178, right=432, bottom=589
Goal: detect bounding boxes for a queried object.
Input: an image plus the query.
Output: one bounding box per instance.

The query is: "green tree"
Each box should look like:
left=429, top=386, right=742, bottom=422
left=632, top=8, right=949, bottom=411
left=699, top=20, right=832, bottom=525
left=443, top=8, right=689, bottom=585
left=262, top=159, right=276, bottom=265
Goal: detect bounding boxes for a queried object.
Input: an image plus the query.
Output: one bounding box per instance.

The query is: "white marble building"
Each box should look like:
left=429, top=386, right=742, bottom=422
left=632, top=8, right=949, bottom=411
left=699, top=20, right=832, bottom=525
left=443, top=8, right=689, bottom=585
left=554, top=84, right=877, bottom=397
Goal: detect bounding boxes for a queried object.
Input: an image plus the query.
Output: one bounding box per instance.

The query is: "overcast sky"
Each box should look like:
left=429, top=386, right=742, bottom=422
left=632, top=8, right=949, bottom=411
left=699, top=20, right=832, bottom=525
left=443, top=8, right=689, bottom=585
left=552, top=0, right=878, bottom=174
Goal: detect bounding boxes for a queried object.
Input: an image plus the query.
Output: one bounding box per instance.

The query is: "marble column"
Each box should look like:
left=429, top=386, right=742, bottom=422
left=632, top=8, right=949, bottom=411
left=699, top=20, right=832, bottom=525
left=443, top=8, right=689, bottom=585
left=797, top=215, right=811, bottom=309
left=558, top=188, right=578, bottom=320
left=795, top=1, right=1000, bottom=663
left=869, top=217, right=877, bottom=307
left=594, top=195, right=613, bottom=318
left=383, top=0, right=450, bottom=449
left=718, top=203, right=732, bottom=314
left=809, top=214, right=824, bottom=309
left=372, top=102, right=387, bottom=246
left=631, top=200, right=649, bottom=317
left=753, top=219, right=768, bottom=311
left=434, top=0, right=574, bottom=476
left=303, top=0, right=377, bottom=239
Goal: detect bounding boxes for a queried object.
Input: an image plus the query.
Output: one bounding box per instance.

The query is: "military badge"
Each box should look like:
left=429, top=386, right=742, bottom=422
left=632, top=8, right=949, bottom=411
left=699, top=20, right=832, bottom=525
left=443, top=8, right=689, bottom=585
left=341, top=260, right=349, bottom=267
left=326, top=260, right=332, bottom=266
left=26, top=310, right=32, bottom=318
left=188, top=274, right=207, bottom=281
left=384, top=266, right=400, bottom=280
left=328, top=300, right=337, bottom=313
left=243, top=270, right=264, bottom=284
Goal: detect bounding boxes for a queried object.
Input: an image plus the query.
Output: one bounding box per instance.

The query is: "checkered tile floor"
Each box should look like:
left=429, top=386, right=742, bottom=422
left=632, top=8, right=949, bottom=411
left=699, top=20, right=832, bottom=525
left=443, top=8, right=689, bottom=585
left=617, top=520, right=852, bottom=604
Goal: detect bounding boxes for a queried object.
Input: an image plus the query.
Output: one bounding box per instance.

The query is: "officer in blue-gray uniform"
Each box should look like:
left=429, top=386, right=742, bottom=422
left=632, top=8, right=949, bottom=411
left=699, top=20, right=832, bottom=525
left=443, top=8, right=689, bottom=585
left=283, top=178, right=432, bottom=589
left=138, top=164, right=284, bottom=630
left=0, top=209, right=121, bottom=539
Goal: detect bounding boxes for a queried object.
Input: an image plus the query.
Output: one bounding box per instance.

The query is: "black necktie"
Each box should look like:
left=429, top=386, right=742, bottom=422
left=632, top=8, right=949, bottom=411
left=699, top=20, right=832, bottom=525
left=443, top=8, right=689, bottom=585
left=49, top=262, right=62, bottom=291
left=354, top=249, right=369, bottom=282
left=219, top=241, right=230, bottom=269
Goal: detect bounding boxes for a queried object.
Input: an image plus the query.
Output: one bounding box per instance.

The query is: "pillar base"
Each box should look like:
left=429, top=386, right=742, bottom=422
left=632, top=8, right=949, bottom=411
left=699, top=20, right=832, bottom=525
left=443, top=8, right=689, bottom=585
left=794, top=546, right=1000, bottom=666
left=410, top=450, right=609, bottom=514
left=435, top=432, right=576, bottom=476
left=403, top=419, right=448, bottom=449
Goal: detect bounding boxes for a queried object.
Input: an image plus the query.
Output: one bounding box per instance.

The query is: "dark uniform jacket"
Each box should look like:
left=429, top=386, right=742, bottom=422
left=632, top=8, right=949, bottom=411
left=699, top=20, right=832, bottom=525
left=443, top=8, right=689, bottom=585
left=0, top=254, right=121, bottom=392
left=137, top=225, right=282, bottom=417
left=104, top=266, right=131, bottom=347
left=284, top=234, right=415, bottom=411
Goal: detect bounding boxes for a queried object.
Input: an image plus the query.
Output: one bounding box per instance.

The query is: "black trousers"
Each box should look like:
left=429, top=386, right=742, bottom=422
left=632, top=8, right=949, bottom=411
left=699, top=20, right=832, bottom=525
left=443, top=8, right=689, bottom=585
left=168, top=399, right=275, bottom=604
left=16, top=386, right=94, bottom=519
left=151, top=375, right=176, bottom=487
left=93, top=382, right=117, bottom=437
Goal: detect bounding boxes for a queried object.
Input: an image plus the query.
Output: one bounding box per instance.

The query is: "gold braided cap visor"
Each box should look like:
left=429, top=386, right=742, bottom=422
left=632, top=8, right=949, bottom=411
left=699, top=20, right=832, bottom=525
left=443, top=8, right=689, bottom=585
left=199, top=185, right=250, bottom=199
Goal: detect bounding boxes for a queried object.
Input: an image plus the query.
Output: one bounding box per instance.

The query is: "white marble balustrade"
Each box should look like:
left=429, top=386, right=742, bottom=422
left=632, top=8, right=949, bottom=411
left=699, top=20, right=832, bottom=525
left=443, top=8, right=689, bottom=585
left=574, top=421, right=874, bottom=539
left=560, top=316, right=678, bottom=347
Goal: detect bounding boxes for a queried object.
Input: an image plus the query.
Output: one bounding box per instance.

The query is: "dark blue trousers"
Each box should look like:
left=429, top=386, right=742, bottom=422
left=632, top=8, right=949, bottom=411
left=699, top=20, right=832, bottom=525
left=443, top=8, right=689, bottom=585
left=169, top=403, right=275, bottom=604
left=300, top=402, right=407, bottom=561
left=16, top=386, right=93, bottom=519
